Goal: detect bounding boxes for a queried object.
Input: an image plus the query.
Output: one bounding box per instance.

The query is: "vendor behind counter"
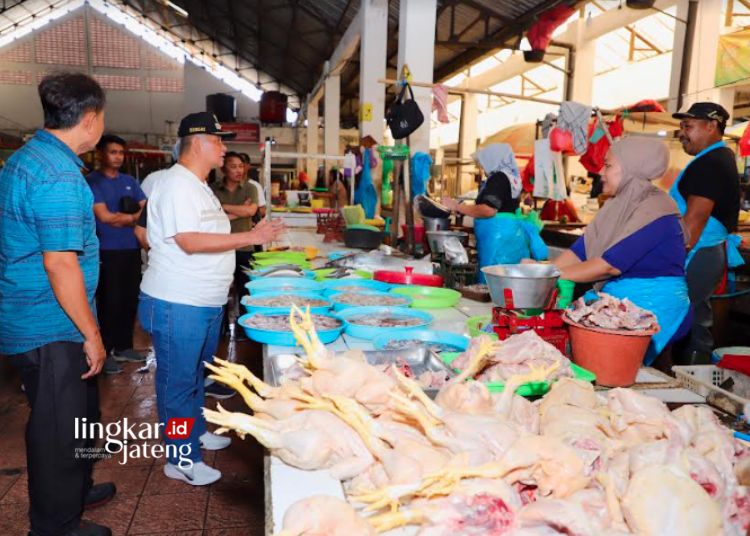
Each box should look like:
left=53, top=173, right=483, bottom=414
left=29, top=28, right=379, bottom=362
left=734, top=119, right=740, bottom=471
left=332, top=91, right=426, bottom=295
left=441, top=143, right=547, bottom=282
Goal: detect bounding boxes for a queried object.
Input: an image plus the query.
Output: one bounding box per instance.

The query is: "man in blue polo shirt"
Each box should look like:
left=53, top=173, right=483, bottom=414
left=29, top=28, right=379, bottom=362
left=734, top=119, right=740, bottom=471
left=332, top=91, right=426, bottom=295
left=0, top=73, right=113, bottom=536
left=87, top=134, right=147, bottom=374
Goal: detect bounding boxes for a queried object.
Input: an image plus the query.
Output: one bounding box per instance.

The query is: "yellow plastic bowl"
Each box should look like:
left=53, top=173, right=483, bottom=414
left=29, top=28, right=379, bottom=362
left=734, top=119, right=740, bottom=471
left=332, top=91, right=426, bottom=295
left=311, top=199, right=325, bottom=209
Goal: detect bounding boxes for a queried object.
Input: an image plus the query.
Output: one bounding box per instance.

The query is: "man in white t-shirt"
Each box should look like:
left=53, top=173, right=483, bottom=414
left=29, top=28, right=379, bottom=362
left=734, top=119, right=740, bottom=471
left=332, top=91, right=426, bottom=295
left=138, top=112, right=284, bottom=486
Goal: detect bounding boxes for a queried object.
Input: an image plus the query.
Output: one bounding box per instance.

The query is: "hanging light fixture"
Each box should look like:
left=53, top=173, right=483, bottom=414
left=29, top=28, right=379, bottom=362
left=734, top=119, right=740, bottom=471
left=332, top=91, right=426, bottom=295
left=626, top=0, right=656, bottom=9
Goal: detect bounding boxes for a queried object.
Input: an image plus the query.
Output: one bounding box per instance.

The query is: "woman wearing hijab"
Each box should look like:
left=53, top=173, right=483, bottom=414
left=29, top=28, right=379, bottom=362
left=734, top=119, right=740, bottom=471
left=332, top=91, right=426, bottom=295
left=442, top=143, right=547, bottom=281
left=553, top=137, right=691, bottom=363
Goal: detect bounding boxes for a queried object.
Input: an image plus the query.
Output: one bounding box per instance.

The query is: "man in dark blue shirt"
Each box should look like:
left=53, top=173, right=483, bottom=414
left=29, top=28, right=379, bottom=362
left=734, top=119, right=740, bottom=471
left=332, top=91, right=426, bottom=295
left=0, top=73, right=113, bottom=536
left=87, top=135, right=146, bottom=374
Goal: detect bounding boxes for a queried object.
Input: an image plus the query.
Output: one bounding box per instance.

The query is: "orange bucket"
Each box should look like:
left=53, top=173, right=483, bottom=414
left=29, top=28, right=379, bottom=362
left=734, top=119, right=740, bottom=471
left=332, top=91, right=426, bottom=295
left=564, top=318, right=659, bottom=387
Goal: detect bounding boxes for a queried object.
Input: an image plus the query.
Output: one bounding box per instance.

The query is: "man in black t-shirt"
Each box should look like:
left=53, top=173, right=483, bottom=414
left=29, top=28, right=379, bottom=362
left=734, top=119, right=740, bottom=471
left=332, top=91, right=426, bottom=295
left=672, top=102, right=741, bottom=364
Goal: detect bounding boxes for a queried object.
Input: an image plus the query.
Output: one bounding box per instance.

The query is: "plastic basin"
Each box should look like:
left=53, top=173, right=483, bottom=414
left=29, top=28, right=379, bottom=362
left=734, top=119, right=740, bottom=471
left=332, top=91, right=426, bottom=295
left=564, top=317, right=658, bottom=387
left=237, top=312, right=342, bottom=346
left=322, top=279, right=391, bottom=296
left=335, top=306, right=433, bottom=340
left=328, top=290, right=412, bottom=311
left=372, top=329, right=469, bottom=353
left=240, top=291, right=332, bottom=315
left=390, top=285, right=461, bottom=309
left=245, top=277, right=324, bottom=295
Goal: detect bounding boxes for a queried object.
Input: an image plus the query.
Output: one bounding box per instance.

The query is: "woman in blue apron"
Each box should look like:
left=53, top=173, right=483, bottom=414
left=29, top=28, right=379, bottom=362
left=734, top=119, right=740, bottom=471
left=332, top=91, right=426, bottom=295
left=441, top=143, right=547, bottom=283
left=553, top=138, right=691, bottom=365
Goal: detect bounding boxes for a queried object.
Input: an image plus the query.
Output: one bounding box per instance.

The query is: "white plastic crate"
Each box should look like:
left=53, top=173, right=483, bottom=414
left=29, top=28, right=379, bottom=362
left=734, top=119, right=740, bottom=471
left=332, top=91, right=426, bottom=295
left=673, top=365, right=750, bottom=406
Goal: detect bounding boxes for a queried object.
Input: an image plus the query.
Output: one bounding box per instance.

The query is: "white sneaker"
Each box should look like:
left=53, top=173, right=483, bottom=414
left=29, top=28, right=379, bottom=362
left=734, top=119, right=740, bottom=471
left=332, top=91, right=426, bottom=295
left=164, top=461, right=221, bottom=486
left=200, top=431, right=232, bottom=450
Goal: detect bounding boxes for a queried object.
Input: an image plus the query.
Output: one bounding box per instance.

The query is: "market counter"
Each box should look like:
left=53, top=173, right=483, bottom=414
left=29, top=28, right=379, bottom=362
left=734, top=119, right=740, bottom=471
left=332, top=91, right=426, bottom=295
left=259, top=226, right=707, bottom=534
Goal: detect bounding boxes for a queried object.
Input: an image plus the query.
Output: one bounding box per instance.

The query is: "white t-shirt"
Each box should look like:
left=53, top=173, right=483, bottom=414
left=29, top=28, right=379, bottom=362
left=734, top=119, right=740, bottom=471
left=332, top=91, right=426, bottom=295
left=247, top=179, right=267, bottom=207
left=141, top=164, right=234, bottom=307
left=140, top=168, right=169, bottom=197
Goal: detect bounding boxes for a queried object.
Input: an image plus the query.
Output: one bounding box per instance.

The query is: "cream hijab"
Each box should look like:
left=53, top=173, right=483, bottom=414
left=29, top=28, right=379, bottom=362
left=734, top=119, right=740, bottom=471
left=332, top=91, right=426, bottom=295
left=584, top=137, right=681, bottom=260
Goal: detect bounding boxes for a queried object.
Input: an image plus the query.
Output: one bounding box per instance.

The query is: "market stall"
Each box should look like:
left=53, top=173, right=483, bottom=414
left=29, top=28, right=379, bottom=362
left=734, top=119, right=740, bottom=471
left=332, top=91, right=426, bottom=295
left=217, top=225, right=748, bottom=535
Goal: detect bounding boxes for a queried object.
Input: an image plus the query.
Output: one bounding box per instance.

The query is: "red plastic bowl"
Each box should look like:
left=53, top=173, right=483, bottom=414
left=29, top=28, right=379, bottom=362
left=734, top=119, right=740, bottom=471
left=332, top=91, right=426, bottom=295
left=373, top=266, right=444, bottom=287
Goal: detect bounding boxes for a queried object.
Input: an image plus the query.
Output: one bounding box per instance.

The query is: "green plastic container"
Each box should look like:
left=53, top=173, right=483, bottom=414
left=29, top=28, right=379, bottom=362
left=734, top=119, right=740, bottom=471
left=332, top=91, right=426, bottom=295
left=390, top=286, right=461, bottom=309
left=466, top=315, right=498, bottom=340
left=312, top=268, right=373, bottom=281
left=440, top=352, right=596, bottom=397
left=252, top=258, right=312, bottom=269
left=254, top=251, right=307, bottom=261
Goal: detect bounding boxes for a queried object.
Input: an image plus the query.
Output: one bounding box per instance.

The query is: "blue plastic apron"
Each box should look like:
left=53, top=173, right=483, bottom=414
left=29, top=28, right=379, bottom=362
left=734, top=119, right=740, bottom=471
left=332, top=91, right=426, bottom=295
left=475, top=210, right=548, bottom=284
left=668, top=141, right=745, bottom=270
left=589, top=275, right=690, bottom=365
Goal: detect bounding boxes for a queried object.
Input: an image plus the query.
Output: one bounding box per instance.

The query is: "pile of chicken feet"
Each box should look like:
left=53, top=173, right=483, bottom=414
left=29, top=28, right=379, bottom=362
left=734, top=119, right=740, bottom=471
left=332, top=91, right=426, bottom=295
left=203, top=306, right=750, bottom=536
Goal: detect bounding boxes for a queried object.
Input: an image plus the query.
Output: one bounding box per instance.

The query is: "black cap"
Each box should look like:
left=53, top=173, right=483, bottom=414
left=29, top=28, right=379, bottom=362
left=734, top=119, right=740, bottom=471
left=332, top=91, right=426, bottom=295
left=177, top=112, right=237, bottom=139
left=672, top=102, right=729, bottom=125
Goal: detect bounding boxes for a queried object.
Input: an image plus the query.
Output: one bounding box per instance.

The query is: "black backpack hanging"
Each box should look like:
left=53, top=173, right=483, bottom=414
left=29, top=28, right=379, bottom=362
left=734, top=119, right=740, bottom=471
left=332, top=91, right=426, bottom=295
left=386, top=82, right=424, bottom=140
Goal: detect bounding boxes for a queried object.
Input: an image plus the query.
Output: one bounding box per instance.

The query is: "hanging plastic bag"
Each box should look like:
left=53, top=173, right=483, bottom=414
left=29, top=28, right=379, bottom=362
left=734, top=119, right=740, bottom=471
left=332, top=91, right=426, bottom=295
left=410, top=152, right=432, bottom=199
left=740, top=122, right=750, bottom=157
left=354, top=148, right=377, bottom=218
left=444, top=236, right=469, bottom=265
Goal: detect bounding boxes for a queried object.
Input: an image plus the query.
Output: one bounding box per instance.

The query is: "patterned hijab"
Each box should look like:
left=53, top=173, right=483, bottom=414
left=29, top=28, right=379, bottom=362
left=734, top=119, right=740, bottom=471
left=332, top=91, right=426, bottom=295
left=584, top=137, right=681, bottom=260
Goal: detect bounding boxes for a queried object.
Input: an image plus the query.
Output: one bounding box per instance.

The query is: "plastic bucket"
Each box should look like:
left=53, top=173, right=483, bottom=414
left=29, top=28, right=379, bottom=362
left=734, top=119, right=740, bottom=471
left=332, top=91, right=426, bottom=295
left=564, top=318, right=658, bottom=387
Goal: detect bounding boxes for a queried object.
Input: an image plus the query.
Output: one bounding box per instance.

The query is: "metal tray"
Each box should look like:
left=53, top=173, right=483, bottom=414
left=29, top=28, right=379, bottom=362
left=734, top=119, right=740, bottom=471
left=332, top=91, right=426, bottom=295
left=267, top=346, right=455, bottom=398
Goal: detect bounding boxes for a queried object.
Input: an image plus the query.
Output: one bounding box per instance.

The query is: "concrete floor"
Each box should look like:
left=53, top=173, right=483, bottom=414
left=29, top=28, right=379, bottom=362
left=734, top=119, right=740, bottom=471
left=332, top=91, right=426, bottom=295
left=0, top=326, right=266, bottom=536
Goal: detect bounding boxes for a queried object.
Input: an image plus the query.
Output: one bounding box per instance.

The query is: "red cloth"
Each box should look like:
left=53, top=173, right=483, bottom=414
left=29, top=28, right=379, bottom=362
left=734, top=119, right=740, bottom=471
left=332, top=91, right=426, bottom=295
left=739, top=122, right=750, bottom=157
left=540, top=199, right=580, bottom=223
left=717, top=354, right=750, bottom=376
left=624, top=99, right=666, bottom=113
left=579, top=116, right=625, bottom=174
left=527, top=4, right=577, bottom=51
left=521, top=156, right=535, bottom=193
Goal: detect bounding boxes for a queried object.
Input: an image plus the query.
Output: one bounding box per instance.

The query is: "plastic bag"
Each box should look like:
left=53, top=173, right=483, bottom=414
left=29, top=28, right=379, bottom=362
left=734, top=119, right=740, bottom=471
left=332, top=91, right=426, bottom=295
left=474, top=211, right=548, bottom=283
left=444, top=237, right=469, bottom=265
left=354, top=148, right=377, bottom=218
left=410, top=152, right=432, bottom=199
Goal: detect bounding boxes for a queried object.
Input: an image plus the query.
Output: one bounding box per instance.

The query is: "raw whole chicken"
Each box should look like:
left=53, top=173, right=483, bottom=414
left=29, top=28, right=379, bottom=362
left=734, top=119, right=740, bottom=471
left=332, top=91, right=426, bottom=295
left=202, top=308, right=750, bottom=536
left=566, top=293, right=657, bottom=331
left=279, top=495, right=375, bottom=536
left=451, top=331, right=572, bottom=383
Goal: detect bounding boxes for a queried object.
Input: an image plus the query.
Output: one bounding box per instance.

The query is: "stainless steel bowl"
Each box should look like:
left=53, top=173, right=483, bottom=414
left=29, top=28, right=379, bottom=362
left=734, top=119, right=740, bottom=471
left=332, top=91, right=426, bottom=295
left=481, top=264, right=560, bottom=309
left=423, top=217, right=451, bottom=232
left=426, top=231, right=469, bottom=254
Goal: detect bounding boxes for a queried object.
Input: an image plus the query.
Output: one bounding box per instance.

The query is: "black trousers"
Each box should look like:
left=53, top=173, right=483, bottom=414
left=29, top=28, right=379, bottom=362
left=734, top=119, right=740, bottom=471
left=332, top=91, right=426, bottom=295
left=97, top=249, right=142, bottom=353
left=9, top=342, right=100, bottom=536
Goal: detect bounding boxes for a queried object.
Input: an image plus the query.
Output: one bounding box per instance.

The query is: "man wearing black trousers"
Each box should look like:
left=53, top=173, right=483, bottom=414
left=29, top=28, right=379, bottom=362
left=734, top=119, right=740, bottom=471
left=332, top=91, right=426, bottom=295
left=87, top=135, right=147, bottom=374
left=0, top=72, right=114, bottom=536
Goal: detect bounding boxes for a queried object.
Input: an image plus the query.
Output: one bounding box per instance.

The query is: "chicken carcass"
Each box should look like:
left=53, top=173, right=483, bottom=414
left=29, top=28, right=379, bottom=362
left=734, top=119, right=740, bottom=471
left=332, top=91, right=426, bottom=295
left=203, top=404, right=375, bottom=480
left=566, top=293, right=657, bottom=331
left=451, top=330, right=572, bottom=384
left=367, top=478, right=521, bottom=535
left=622, top=465, right=723, bottom=536
left=279, top=495, right=375, bottom=536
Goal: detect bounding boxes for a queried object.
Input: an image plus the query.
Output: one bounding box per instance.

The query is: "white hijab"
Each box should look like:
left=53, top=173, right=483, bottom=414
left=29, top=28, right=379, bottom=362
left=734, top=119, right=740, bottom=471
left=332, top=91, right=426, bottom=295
left=473, top=143, right=522, bottom=198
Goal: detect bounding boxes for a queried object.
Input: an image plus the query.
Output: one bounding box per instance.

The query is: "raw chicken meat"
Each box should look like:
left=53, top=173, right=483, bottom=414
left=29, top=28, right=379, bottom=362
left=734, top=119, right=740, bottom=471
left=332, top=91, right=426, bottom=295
left=566, top=293, right=658, bottom=331
left=622, top=465, right=723, bottom=536
left=451, top=331, right=572, bottom=383
left=280, top=495, right=375, bottom=536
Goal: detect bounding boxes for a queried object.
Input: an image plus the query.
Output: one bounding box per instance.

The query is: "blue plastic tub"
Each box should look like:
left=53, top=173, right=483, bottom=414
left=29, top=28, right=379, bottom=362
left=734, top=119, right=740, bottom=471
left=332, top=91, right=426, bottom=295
left=245, top=277, right=324, bottom=295
left=335, top=306, right=432, bottom=340
left=240, top=291, right=332, bottom=315
left=322, top=279, right=392, bottom=297
left=237, top=312, right=343, bottom=346
left=328, top=290, right=412, bottom=311
left=372, top=329, right=470, bottom=353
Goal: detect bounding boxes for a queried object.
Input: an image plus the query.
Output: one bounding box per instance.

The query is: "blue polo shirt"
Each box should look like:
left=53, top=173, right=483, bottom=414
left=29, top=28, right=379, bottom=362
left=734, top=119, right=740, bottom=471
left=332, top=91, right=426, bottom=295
left=0, top=130, right=99, bottom=355
left=86, top=171, right=146, bottom=250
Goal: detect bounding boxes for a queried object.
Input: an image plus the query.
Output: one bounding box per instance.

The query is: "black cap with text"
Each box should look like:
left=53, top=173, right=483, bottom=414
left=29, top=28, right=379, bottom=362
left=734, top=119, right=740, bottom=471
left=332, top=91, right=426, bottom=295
left=178, top=112, right=237, bottom=139
left=672, top=102, right=729, bottom=126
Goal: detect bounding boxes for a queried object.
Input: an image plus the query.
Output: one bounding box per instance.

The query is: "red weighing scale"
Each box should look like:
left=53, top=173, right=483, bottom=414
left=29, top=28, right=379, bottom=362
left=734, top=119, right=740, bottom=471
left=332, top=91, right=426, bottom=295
left=490, top=287, right=570, bottom=355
